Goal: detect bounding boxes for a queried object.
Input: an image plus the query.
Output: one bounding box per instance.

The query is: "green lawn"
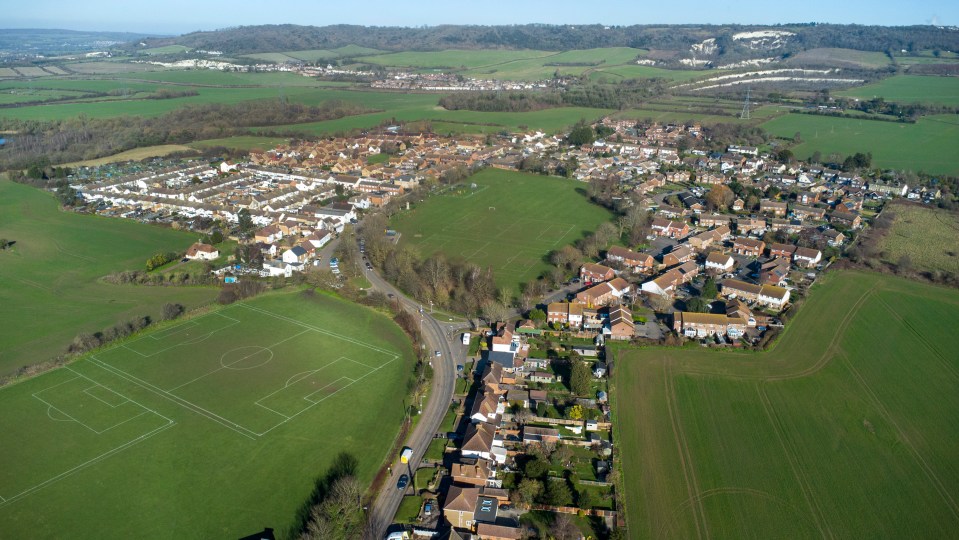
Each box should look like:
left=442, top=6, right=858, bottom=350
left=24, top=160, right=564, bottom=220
left=390, top=168, right=614, bottom=289
left=612, top=271, right=959, bottom=539
left=761, top=113, right=959, bottom=175
left=188, top=135, right=290, bottom=151
left=0, top=180, right=216, bottom=376
left=395, top=495, right=424, bottom=523
left=0, top=289, right=415, bottom=538
left=837, top=75, right=959, bottom=107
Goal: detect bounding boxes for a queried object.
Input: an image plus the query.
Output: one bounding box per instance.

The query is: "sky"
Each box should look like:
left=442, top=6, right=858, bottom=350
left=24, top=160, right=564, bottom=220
left=5, top=0, right=957, bottom=35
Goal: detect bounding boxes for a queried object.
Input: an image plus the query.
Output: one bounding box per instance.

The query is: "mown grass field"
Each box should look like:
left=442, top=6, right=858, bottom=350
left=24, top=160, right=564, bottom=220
left=612, top=271, right=959, bottom=539
left=878, top=203, right=959, bottom=274
left=837, top=75, right=959, bottom=107
left=0, top=289, right=415, bottom=538
left=389, top=168, right=613, bottom=289
left=762, top=113, right=959, bottom=175
left=0, top=180, right=216, bottom=376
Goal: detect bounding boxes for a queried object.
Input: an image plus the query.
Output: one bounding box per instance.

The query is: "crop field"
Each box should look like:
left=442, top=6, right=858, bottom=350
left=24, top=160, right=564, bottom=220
left=878, top=204, right=959, bottom=274
left=0, top=290, right=414, bottom=538
left=837, top=75, right=959, bottom=107
left=390, top=168, right=613, bottom=288
left=0, top=180, right=216, bottom=376
left=762, top=113, right=959, bottom=175
left=246, top=45, right=383, bottom=63
left=786, top=47, right=892, bottom=69
left=354, top=47, right=685, bottom=81
left=59, top=144, right=198, bottom=167
left=612, top=271, right=959, bottom=539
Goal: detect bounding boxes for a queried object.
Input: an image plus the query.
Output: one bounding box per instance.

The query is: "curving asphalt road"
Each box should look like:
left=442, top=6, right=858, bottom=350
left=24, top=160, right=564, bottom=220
left=364, top=264, right=458, bottom=539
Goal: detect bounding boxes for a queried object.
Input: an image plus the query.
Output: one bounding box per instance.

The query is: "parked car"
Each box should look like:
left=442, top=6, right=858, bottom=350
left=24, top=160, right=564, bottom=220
left=397, top=474, right=409, bottom=489
left=435, top=350, right=442, bottom=357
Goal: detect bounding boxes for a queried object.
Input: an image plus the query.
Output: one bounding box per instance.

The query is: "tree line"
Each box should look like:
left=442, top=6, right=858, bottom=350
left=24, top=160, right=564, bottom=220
left=0, top=98, right=374, bottom=171
left=439, top=81, right=669, bottom=114
left=136, top=23, right=959, bottom=58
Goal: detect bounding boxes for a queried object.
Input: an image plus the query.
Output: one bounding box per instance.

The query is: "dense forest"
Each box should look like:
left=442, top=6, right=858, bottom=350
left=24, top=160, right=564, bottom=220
left=0, top=99, right=373, bottom=170
left=136, top=23, right=959, bottom=58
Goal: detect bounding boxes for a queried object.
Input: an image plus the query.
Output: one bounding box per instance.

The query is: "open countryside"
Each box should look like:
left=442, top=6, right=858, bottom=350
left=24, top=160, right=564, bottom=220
left=613, top=271, right=959, bottom=539
left=0, top=290, right=414, bottom=538
left=391, top=168, right=614, bottom=289
left=0, top=180, right=216, bottom=376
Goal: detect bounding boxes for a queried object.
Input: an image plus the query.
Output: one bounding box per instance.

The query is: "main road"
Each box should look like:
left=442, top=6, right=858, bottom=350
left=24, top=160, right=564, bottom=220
left=364, top=263, right=459, bottom=539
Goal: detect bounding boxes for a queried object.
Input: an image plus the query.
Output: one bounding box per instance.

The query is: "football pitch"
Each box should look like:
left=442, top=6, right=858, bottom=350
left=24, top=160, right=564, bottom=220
left=390, top=168, right=614, bottom=288
left=0, top=291, right=413, bottom=538
left=612, top=271, right=959, bottom=539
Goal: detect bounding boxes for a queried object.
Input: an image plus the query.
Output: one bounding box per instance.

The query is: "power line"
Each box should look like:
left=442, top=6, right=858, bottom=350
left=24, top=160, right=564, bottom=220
left=740, top=86, right=751, bottom=120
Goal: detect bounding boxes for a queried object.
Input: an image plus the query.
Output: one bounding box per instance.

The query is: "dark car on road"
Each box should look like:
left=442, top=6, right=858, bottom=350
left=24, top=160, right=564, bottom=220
left=397, top=474, right=409, bottom=489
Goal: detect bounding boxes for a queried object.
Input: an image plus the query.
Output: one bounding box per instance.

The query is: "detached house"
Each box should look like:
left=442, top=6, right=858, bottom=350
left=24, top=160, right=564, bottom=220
left=662, top=245, right=694, bottom=267
left=185, top=242, right=218, bottom=261
left=793, top=247, right=822, bottom=268
left=607, top=305, right=635, bottom=340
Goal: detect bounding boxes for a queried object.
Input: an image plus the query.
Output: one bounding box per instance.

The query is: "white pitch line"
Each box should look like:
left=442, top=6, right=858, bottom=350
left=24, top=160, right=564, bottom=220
left=0, top=422, right=174, bottom=508
left=238, top=304, right=398, bottom=357
left=165, top=329, right=310, bottom=392
left=89, top=358, right=257, bottom=440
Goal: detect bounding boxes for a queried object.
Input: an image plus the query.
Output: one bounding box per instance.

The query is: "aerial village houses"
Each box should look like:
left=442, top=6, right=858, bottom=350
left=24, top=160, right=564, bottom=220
left=606, top=245, right=654, bottom=273
left=673, top=311, right=748, bottom=339
left=650, top=218, right=690, bottom=239
left=575, top=277, right=631, bottom=307
left=721, top=279, right=791, bottom=310
left=793, top=247, right=823, bottom=268
left=733, top=237, right=766, bottom=257
left=580, top=263, right=616, bottom=284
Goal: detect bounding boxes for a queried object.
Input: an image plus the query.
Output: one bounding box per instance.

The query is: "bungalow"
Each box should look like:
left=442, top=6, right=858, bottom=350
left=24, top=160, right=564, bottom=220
left=606, top=245, right=654, bottom=273
left=733, top=237, right=766, bottom=257
left=490, top=323, right=517, bottom=353
left=662, top=245, right=694, bottom=267
left=580, top=263, right=616, bottom=284
left=607, top=305, right=634, bottom=340
left=185, top=242, right=218, bottom=261
left=721, top=279, right=791, bottom=310
left=793, top=247, right=822, bottom=268
left=759, top=199, right=788, bottom=217
left=650, top=218, right=690, bottom=239
left=673, top=311, right=748, bottom=339
left=704, top=251, right=735, bottom=272
left=522, top=426, right=560, bottom=445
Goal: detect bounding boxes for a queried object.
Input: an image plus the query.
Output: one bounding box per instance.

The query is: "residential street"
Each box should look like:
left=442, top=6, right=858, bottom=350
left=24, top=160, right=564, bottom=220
left=364, top=260, right=459, bottom=539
